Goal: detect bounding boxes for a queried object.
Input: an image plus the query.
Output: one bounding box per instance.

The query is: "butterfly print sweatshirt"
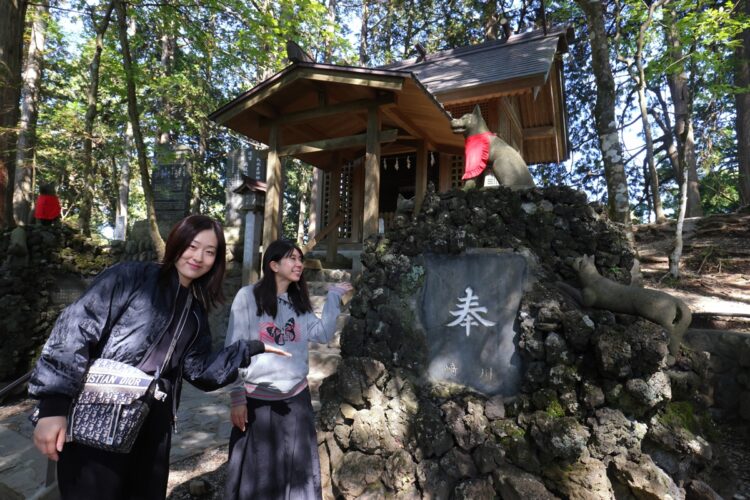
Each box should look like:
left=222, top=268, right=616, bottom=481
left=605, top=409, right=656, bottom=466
left=225, top=285, right=345, bottom=402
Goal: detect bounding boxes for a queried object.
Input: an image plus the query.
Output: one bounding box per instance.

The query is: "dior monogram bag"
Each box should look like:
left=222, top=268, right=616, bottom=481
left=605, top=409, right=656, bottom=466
left=31, top=292, right=191, bottom=453
left=63, top=358, right=167, bottom=453
left=30, top=358, right=167, bottom=453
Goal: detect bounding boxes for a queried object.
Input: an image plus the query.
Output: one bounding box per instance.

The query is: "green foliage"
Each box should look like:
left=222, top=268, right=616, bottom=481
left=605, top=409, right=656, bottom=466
left=33, top=0, right=351, bottom=238
left=25, top=0, right=750, bottom=237
left=700, top=169, right=741, bottom=214
left=282, top=158, right=313, bottom=241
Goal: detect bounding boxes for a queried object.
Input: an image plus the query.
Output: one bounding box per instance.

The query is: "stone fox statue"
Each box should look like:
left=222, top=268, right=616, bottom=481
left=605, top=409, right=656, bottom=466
left=450, top=104, right=535, bottom=190
left=571, top=254, right=692, bottom=357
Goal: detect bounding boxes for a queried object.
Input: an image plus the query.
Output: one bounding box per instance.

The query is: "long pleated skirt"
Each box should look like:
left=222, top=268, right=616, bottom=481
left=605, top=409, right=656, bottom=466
left=224, top=387, right=322, bottom=500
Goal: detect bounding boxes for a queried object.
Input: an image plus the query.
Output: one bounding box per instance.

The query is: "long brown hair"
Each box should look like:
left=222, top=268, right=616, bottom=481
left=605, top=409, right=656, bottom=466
left=160, top=215, right=226, bottom=310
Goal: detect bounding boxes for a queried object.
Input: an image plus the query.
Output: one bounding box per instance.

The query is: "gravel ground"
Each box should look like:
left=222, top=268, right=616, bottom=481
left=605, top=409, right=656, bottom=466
left=713, top=421, right=750, bottom=500
left=167, top=444, right=230, bottom=499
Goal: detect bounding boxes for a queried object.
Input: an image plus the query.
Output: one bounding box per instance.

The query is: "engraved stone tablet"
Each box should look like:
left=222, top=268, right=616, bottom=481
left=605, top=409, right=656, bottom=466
left=419, top=253, right=526, bottom=396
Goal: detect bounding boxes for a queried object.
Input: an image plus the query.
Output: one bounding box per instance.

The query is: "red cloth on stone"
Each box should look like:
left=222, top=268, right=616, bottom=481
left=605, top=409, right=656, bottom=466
left=34, top=194, right=61, bottom=221
left=462, top=132, right=494, bottom=180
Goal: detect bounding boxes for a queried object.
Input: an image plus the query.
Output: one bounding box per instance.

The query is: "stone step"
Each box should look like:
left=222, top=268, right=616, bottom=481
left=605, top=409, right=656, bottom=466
left=304, top=267, right=353, bottom=283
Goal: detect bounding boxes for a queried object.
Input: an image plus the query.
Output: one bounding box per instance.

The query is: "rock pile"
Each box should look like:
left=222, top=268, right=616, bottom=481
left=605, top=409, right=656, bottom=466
left=0, top=224, right=113, bottom=383
left=317, top=185, right=731, bottom=499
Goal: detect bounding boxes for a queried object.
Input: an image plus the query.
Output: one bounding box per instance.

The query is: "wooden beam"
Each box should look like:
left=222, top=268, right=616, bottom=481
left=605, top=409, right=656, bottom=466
left=262, top=124, right=282, bottom=250
left=435, top=75, right=546, bottom=105
left=214, top=71, right=305, bottom=125
left=363, top=105, right=381, bottom=239
left=523, top=126, right=556, bottom=140
left=380, top=104, right=437, bottom=150
left=260, top=94, right=396, bottom=127
left=302, top=213, right=344, bottom=254
left=414, top=141, right=428, bottom=214
left=278, top=129, right=397, bottom=156
left=299, top=67, right=404, bottom=90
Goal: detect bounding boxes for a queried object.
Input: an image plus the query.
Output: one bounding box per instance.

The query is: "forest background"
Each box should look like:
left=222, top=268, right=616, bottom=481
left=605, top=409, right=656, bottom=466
left=1, top=0, right=749, bottom=267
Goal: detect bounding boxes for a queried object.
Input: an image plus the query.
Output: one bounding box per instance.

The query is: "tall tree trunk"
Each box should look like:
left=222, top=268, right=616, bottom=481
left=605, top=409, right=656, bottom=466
left=664, top=10, right=702, bottom=217
left=191, top=122, right=207, bottom=215
left=652, top=89, right=681, bottom=179
left=402, top=0, right=415, bottom=59
left=359, top=0, right=369, bottom=65
left=633, top=0, right=666, bottom=222
left=156, top=22, right=175, bottom=152
left=0, top=0, right=29, bottom=228
left=383, top=1, right=393, bottom=63
left=13, top=0, right=47, bottom=226
left=115, top=0, right=165, bottom=258
left=323, top=0, right=337, bottom=62
left=80, top=0, right=115, bottom=236
left=114, top=120, right=133, bottom=241
left=482, top=1, right=499, bottom=41
left=735, top=0, right=750, bottom=206
left=669, top=148, right=689, bottom=278
left=575, top=0, right=632, bottom=228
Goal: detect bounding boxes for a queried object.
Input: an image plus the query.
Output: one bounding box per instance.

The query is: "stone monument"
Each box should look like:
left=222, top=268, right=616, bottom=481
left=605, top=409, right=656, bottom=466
left=152, top=145, right=192, bottom=237
left=420, top=252, right=525, bottom=395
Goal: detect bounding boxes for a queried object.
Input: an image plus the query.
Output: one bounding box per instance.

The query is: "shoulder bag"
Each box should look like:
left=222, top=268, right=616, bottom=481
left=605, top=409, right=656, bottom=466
left=31, top=291, right=192, bottom=453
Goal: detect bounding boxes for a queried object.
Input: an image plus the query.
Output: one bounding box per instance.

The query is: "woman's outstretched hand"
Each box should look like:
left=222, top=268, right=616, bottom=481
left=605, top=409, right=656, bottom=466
left=329, top=282, right=354, bottom=304
left=263, top=344, right=292, bottom=357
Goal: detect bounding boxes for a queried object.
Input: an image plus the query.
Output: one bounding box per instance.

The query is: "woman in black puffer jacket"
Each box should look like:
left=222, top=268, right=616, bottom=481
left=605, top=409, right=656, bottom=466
left=29, top=215, right=289, bottom=500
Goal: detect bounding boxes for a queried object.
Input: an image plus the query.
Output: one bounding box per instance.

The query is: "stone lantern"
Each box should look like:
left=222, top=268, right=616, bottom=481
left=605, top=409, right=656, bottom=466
left=233, top=175, right=267, bottom=285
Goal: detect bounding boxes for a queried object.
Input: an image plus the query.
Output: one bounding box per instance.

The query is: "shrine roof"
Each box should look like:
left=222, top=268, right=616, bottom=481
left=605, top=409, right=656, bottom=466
left=382, top=26, right=573, bottom=101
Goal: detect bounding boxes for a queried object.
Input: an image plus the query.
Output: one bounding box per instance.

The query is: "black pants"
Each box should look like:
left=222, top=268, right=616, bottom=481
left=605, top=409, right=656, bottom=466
left=57, top=398, right=172, bottom=500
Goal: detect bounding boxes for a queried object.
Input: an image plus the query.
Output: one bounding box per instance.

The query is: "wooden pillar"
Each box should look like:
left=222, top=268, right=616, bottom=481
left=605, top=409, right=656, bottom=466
left=363, top=105, right=381, bottom=238
left=262, top=125, right=282, bottom=250
left=351, top=163, right=363, bottom=242
left=327, top=154, right=341, bottom=263
left=308, top=168, right=321, bottom=237
left=439, top=153, right=453, bottom=192
left=414, top=141, right=428, bottom=214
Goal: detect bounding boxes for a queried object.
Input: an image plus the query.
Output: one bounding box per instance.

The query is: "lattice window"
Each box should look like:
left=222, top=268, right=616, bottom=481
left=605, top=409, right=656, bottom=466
left=321, top=164, right=354, bottom=240
left=445, top=101, right=491, bottom=121
left=450, top=155, right=464, bottom=188
left=339, top=165, right=353, bottom=239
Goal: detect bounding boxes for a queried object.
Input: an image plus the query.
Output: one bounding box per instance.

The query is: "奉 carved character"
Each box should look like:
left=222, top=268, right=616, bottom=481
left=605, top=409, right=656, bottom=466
left=569, top=254, right=692, bottom=357
left=450, top=104, right=535, bottom=190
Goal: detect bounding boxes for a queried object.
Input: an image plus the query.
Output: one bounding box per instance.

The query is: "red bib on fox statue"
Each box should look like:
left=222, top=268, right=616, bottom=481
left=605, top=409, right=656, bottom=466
left=462, top=131, right=495, bottom=180
left=450, top=104, right=535, bottom=190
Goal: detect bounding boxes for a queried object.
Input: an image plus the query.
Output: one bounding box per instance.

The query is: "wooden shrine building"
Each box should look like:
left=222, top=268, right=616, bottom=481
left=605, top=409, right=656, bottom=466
left=209, top=26, right=573, bottom=259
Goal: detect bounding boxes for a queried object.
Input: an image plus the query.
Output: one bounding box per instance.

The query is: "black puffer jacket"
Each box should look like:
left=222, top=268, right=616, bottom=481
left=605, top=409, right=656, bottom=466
left=29, top=261, right=263, bottom=409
